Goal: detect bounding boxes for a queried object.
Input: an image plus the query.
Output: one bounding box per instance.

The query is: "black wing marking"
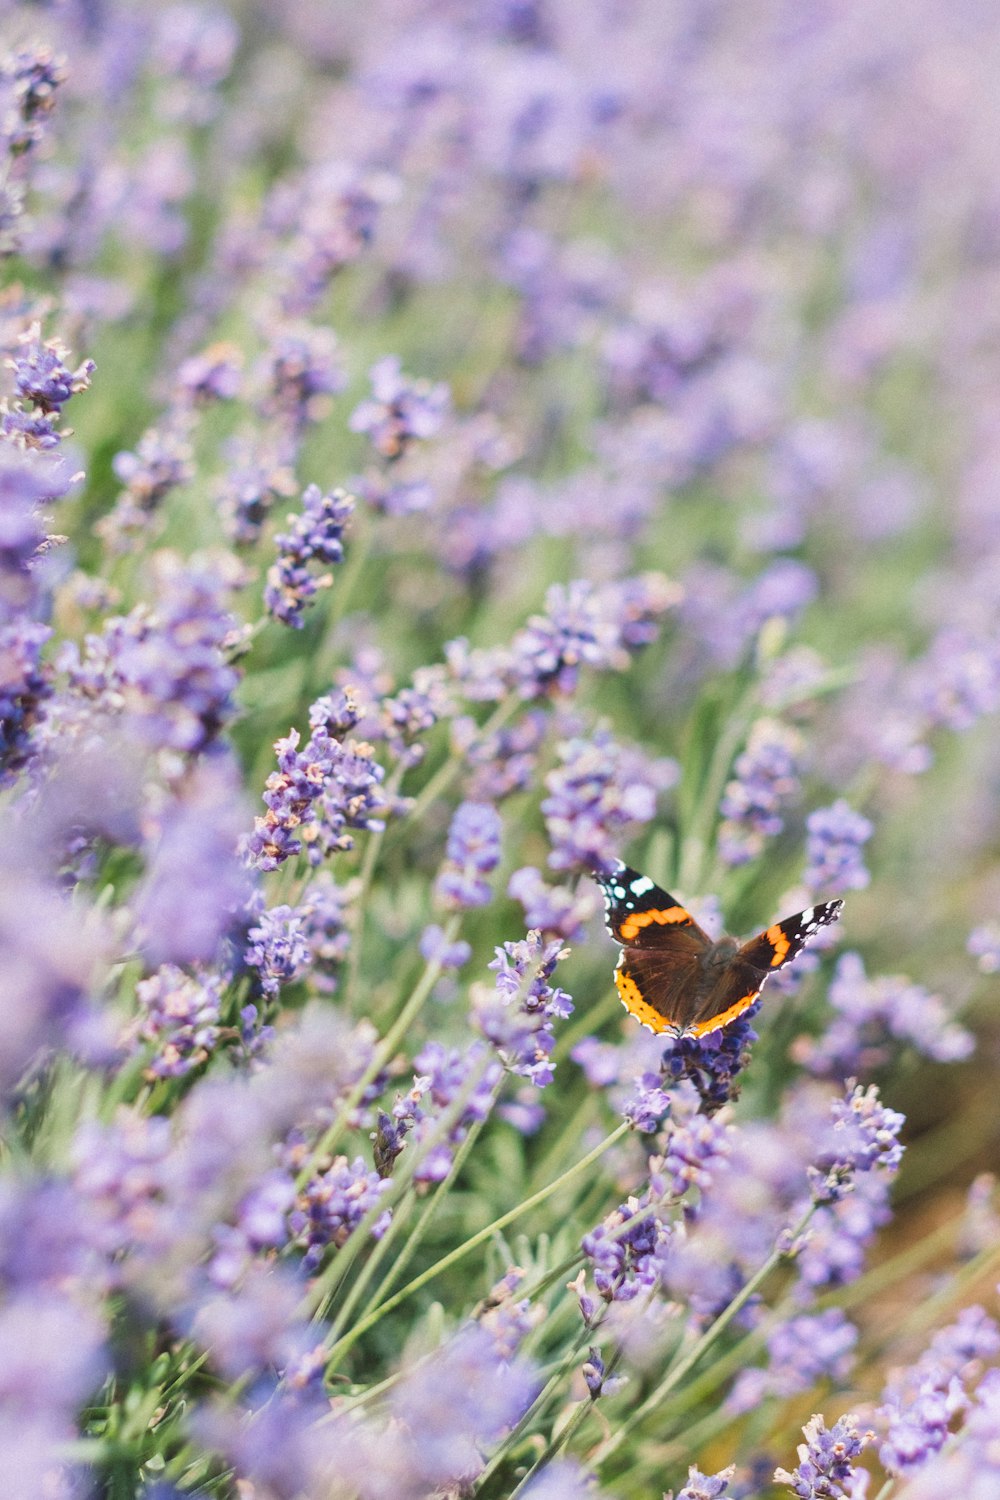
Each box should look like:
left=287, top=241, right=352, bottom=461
left=593, top=861, right=712, bottom=951
left=737, top=900, right=844, bottom=972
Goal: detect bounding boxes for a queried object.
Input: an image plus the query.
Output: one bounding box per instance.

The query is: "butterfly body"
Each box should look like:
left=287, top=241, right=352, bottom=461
left=595, top=861, right=843, bottom=1039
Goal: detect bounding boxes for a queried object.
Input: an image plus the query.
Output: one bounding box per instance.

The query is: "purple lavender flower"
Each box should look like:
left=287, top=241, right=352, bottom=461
left=244, top=903, right=312, bottom=998
left=289, top=1155, right=391, bottom=1270
left=133, top=756, right=251, bottom=970
left=132, top=965, right=224, bottom=1078
left=382, top=1322, right=538, bottom=1492
left=968, top=922, right=1000, bottom=974
left=507, top=865, right=598, bottom=942
left=245, top=691, right=390, bottom=869
left=0, top=617, right=51, bottom=782
left=419, top=923, right=473, bottom=970
left=659, top=1016, right=759, bottom=1115
left=511, top=575, right=680, bottom=700
left=521, top=1460, right=603, bottom=1500
left=793, top=951, right=973, bottom=1076
left=458, top=708, right=548, bottom=801
left=774, top=1412, right=874, bottom=1499
left=5, top=321, right=94, bottom=450
left=390, top=1041, right=500, bottom=1183
left=914, top=626, right=1000, bottom=733
left=669, top=1466, right=736, bottom=1500
left=878, top=1305, right=1000, bottom=1477
left=473, top=931, right=574, bottom=1087
left=622, top=1073, right=671, bottom=1133
left=893, top=1368, right=1000, bottom=1497
left=191, top=1264, right=318, bottom=1384
left=541, top=726, right=677, bottom=873
left=101, top=554, right=240, bottom=753
left=728, top=1308, right=858, bottom=1413
left=264, top=484, right=354, bottom=628
left=434, top=800, right=503, bottom=910
left=174, top=341, right=243, bottom=406
left=107, top=418, right=195, bottom=538
left=0, top=45, right=65, bottom=254
left=718, top=718, right=802, bottom=866
left=297, top=872, right=355, bottom=992
left=582, top=1188, right=669, bottom=1304
left=803, top=800, right=873, bottom=895
left=807, top=1081, right=905, bottom=1204
left=260, top=322, right=345, bottom=432
left=350, top=355, right=450, bottom=459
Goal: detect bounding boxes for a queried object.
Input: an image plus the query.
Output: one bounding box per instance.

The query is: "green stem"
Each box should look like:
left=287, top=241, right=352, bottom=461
left=677, top=680, right=758, bottom=892
left=343, top=759, right=407, bottom=1010
left=342, top=1076, right=505, bottom=1338
left=323, top=1121, right=630, bottom=1370
left=294, top=914, right=462, bottom=1191
left=407, top=695, right=522, bottom=826
left=591, top=1201, right=817, bottom=1469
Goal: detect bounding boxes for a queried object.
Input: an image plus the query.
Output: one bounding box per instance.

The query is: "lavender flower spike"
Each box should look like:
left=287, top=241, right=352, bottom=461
left=264, top=484, right=354, bottom=628
left=435, top=801, right=503, bottom=910
left=774, top=1412, right=875, bottom=1499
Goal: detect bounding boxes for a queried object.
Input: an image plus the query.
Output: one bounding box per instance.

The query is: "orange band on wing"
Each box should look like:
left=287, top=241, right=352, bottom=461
left=688, top=989, right=761, bottom=1039
left=764, top=923, right=790, bottom=967
left=614, top=967, right=672, bottom=1034
left=618, top=906, right=691, bottom=941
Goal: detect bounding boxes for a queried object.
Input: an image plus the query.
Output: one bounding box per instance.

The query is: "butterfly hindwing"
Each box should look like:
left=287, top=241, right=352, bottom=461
left=594, top=861, right=712, bottom=950
left=614, top=942, right=708, bottom=1034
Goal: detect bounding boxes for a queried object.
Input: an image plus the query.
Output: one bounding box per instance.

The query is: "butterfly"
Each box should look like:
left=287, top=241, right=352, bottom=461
left=593, top=861, right=843, bottom=1039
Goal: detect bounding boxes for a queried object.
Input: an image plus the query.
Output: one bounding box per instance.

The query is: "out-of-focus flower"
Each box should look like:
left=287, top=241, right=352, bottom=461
left=133, top=755, right=251, bottom=970
left=434, top=800, right=502, bottom=910
left=542, top=726, right=677, bottom=873
left=968, top=922, right=1000, bottom=974
left=793, top=951, right=973, bottom=1076
left=264, top=484, right=354, bottom=629
left=289, top=1155, right=391, bottom=1270
left=131, top=965, right=224, bottom=1078
left=718, top=718, right=803, bottom=867
left=350, top=355, right=450, bottom=460
left=803, top=800, right=873, bottom=895
left=878, top=1305, right=1000, bottom=1477
left=728, top=1308, right=858, bottom=1413
left=669, top=1466, right=737, bottom=1500
left=472, top=930, right=574, bottom=1087
left=507, top=865, right=598, bottom=942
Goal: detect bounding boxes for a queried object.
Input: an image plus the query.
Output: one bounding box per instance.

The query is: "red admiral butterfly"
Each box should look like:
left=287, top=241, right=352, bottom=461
left=594, top=861, right=843, bottom=1039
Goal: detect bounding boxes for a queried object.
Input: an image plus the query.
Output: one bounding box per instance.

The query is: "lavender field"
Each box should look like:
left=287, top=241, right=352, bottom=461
left=4, top=3, right=1000, bottom=1497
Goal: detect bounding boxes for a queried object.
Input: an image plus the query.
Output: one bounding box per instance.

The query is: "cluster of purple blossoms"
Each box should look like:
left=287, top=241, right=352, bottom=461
left=878, top=1305, right=1000, bottom=1477
left=728, top=1307, right=859, bottom=1413
left=104, top=418, right=196, bottom=542
left=444, top=572, right=679, bottom=705
left=378, top=1041, right=500, bottom=1183
left=668, top=1466, right=736, bottom=1500
left=806, top=1082, right=905, bottom=1206
left=260, top=323, right=345, bottom=434
left=244, top=903, right=312, bottom=999
left=507, top=864, right=598, bottom=942
left=541, top=726, right=677, bottom=872
left=472, top=931, right=574, bottom=1087
left=793, top=951, right=974, bottom=1076
left=245, top=690, right=391, bottom=869
left=434, top=800, right=503, bottom=910
left=350, top=355, right=450, bottom=461
left=0, top=44, right=66, bottom=255
left=659, top=1016, right=759, bottom=1115
left=580, top=1189, right=670, bottom=1307
left=457, top=708, right=548, bottom=801
left=264, top=484, right=354, bottom=628
left=718, top=718, right=803, bottom=867
left=132, top=965, right=224, bottom=1079
left=288, top=1155, right=392, bottom=1270
left=4, top=321, right=94, bottom=449
left=295, top=873, right=355, bottom=994
left=894, top=1368, right=1000, bottom=1498
left=803, top=800, right=874, bottom=895
left=774, top=1412, right=875, bottom=1500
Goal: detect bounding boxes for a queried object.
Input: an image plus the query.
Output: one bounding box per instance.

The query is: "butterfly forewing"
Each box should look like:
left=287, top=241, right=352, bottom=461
left=736, top=900, right=844, bottom=973
left=594, top=862, right=712, bottom=949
